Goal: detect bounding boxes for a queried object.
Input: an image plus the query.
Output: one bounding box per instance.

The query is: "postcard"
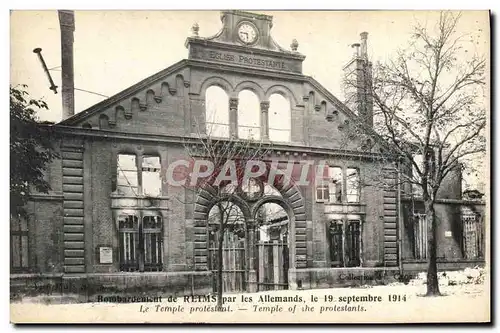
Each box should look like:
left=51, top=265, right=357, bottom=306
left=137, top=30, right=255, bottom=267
left=9, top=9, right=490, bottom=324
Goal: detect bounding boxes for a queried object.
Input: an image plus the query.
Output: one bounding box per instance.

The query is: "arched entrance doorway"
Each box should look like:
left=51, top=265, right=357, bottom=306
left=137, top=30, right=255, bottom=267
left=249, top=183, right=295, bottom=291
left=194, top=179, right=306, bottom=293
left=207, top=201, right=247, bottom=293
left=254, top=200, right=290, bottom=291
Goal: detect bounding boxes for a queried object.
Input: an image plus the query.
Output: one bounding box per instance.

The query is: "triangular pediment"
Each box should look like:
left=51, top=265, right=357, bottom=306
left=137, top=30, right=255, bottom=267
left=302, top=76, right=388, bottom=154
left=57, top=56, right=386, bottom=156
left=59, top=60, right=193, bottom=135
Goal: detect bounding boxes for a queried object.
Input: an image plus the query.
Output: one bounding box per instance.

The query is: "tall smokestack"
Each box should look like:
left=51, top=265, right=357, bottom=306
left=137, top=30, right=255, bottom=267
left=58, top=10, right=75, bottom=120
left=342, top=32, right=373, bottom=127
left=360, top=32, right=368, bottom=58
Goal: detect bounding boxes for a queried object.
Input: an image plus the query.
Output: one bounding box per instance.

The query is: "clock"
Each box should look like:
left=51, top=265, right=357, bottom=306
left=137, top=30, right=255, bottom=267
left=238, top=22, right=258, bottom=44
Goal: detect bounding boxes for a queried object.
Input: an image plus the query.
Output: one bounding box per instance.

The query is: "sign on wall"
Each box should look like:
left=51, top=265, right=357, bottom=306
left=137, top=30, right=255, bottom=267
left=99, top=246, right=113, bottom=264
left=189, top=46, right=303, bottom=74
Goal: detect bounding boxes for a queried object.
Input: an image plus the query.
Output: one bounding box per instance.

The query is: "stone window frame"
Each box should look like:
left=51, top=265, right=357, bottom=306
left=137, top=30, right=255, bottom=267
left=114, top=152, right=162, bottom=198
left=327, top=215, right=363, bottom=268
left=117, top=211, right=164, bottom=272
left=315, top=164, right=361, bottom=204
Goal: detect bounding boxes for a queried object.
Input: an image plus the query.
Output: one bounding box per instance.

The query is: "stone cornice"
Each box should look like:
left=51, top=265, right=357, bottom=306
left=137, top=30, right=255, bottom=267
left=185, top=37, right=306, bottom=61
left=46, top=125, right=389, bottom=161
left=29, top=192, right=64, bottom=201
left=186, top=59, right=306, bottom=85
left=401, top=196, right=486, bottom=206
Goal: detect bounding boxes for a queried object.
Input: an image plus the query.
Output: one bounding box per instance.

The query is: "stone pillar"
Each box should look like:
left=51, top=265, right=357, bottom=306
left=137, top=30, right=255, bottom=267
left=260, top=101, right=270, bottom=140
left=247, top=219, right=258, bottom=292
left=229, top=97, right=239, bottom=138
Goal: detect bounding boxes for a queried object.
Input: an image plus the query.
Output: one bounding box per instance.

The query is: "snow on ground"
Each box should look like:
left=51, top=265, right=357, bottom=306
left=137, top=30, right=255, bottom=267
left=10, top=268, right=490, bottom=323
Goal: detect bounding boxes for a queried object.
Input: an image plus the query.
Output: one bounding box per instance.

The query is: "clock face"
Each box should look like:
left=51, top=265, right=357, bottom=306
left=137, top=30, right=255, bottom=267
left=238, top=23, right=257, bottom=44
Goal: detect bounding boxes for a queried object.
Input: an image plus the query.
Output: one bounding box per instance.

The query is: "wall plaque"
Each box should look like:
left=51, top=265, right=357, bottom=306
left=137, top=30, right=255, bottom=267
left=99, top=246, right=113, bottom=264
left=188, top=46, right=303, bottom=74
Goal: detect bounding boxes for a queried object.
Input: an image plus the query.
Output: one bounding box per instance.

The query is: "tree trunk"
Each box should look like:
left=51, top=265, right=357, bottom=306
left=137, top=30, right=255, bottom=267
left=216, top=230, right=224, bottom=308
left=425, top=200, right=441, bottom=296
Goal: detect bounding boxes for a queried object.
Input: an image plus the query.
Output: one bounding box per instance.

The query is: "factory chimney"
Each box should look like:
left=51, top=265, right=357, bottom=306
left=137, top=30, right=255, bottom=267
left=58, top=10, right=75, bottom=120
left=342, top=32, right=373, bottom=128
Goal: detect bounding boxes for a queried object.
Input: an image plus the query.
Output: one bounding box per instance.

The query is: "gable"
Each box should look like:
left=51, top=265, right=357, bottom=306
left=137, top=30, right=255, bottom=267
left=303, top=77, right=386, bottom=154
left=57, top=56, right=386, bottom=156
left=59, top=60, right=191, bottom=135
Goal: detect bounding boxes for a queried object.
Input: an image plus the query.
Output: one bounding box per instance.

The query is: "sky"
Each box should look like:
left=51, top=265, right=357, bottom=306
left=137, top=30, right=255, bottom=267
left=10, top=10, right=489, bottom=123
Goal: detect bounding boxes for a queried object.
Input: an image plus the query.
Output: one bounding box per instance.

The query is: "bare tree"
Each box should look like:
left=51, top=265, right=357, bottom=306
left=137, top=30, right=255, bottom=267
left=344, top=12, right=486, bottom=295
left=183, top=114, right=274, bottom=308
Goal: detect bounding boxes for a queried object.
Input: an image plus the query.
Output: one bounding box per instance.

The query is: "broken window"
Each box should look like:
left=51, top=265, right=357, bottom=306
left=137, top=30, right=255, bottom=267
left=142, top=155, right=161, bottom=197
left=116, top=154, right=162, bottom=197
left=346, top=168, right=360, bottom=203
left=328, top=167, right=343, bottom=203
left=316, top=166, right=361, bottom=204
left=117, top=154, right=139, bottom=196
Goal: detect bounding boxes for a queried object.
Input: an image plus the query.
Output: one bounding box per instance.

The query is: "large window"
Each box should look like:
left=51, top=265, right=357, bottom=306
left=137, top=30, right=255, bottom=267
left=142, top=156, right=161, bottom=197
left=238, top=90, right=260, bottom=140
left=328, top=219, right=361, bottom=267
left=346, top=168, right=360, bottom=203
left=118, top=213, right=163, bottom=272
left=328, top=167, right=343, bottom=203
left=116, top=154, right=161, bottom=197
left=11, top=216, right=29, bottom=272
left=205, top=86, right=230, bottom=138
left=316, top=166, right=360, bottom=203
left=117, top=154, right=139, bottom=196
left=268, top=94, right=291, bottom=142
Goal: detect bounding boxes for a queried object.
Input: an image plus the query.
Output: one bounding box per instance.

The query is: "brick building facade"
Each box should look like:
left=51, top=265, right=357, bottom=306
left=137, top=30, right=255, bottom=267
left=11, top=11, right=485, bottom=295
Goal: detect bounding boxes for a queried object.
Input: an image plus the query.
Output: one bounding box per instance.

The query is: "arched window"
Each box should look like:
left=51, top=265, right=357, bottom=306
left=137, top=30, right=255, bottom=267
left=99, top=114, right=109, bottom=130
left=205, top=86, right=229, bottom=138
left=238, top=90, right=260, bottom=140
left=268, top=94, right=291, bottom=142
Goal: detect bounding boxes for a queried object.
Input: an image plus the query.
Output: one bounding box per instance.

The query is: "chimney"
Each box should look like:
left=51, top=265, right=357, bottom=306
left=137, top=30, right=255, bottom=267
left=58, top=10, right=75, bottom=120
left=360, top=32, right=368, bottom=58
left=342, top=32, right=373, bottom=128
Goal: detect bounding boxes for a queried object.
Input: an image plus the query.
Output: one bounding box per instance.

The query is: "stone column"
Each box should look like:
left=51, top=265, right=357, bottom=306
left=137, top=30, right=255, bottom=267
left=229, top=97, right=239, bottom=138
left=246, top=219, right=258, bottom=292
left=260, top=101, right=270, bottom=140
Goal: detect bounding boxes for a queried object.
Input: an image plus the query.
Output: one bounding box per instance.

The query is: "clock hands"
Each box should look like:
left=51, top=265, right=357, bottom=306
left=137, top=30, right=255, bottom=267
left=239, top=24, right=256, bottom=43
